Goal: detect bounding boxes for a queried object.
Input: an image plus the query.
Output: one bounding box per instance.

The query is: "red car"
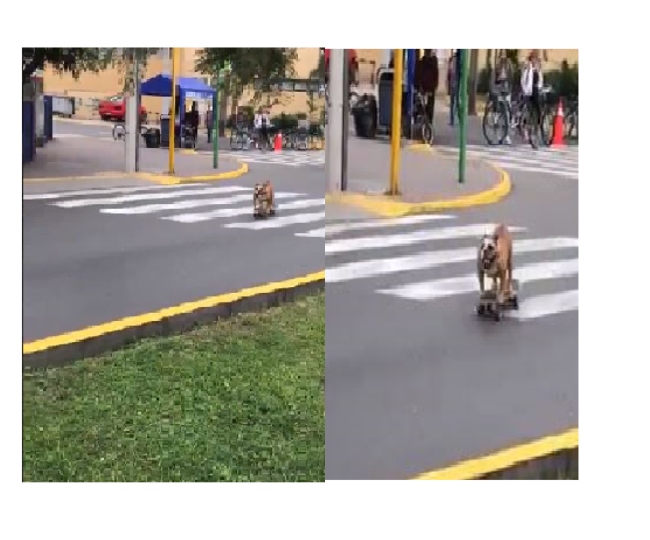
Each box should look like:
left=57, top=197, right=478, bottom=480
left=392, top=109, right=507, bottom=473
left=98, top=94, right=147, bottom=123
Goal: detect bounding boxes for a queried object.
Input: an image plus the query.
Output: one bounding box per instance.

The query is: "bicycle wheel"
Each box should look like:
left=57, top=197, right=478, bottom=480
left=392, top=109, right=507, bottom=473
left=112, top=124, right=126, bottom=141
left=420, top=120, right=434, bottom=145
left=482, top=100, right=508, bottom=145
left=527, top=111, right=540, bottom=149
left=229, top=131, right=240, bottom=150
left=540, top=107, right=553, bottom=146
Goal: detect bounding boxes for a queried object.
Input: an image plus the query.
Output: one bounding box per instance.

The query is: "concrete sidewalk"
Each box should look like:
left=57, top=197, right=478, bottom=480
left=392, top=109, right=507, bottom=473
left=328, top=137, right=510, bottom=217
left=23, top=137, right=246, bottom=183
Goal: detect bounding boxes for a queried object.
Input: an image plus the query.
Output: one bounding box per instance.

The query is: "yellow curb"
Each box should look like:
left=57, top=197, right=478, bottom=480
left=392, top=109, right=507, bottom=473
left=23, top=171, right=130, bottom=183
left=407, top=143, right=438, bottom=154
left=325, top=164, right=511, bottom=218
left=412, top=428, right=578, bottom=480
left=180, top=149, right=198, bottom=155
left=23, top=270, right=325, bottom=356
left=135, top=160, right=249, bottom=185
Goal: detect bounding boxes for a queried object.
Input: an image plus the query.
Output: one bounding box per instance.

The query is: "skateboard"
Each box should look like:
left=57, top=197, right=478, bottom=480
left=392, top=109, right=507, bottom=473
left=253, top=198, right=276, bottom=219
left=476, top=279, right=520, bottom=322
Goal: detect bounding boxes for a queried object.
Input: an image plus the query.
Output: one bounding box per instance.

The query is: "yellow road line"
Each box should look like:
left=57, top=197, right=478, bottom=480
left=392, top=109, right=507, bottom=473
left=23, top=270, right=325, bottom=355
left=413, top=428, right=578, bottom=480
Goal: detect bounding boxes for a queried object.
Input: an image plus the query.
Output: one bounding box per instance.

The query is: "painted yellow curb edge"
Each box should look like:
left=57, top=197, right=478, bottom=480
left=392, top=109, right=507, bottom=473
left=136, top=161, right=249, bottom=185
left=23, top=162, right=248, bottom=185
left=23, top=270, right=325, bottom=355
left=412, top=428, right=578, bottom=480
left=325, top=165, right=511, bottom=218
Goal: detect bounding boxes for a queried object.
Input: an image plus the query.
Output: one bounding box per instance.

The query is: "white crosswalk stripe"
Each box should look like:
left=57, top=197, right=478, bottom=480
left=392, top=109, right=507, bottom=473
left=326, top=215, right=579, bottom=322
left=218, top=150, right=324, bottom=167
left=438, top=144, right=578, bottom=180
left=23, top=183, right=325, bottom=239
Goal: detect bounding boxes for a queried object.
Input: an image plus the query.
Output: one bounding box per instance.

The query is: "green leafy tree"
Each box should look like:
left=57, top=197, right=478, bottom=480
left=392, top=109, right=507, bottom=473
left=195, top=48, right=298, bottom=134
left=22, top=48, right=159, bottom=87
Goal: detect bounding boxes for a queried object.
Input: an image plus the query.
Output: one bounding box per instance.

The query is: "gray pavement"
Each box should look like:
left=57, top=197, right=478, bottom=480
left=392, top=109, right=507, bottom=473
left=23, top=165, right=325, bottom=342
left=325, top=160, right=578, bottom=479
left=347, top=137, right=499, bottom=201
left=23, top=136, right=243, bottom=179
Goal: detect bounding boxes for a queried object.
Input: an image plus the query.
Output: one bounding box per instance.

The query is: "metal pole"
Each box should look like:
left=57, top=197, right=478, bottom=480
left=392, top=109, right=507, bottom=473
left=389, top=49, right=404, bottom=196
left=134, top=52, right=140, bottom=173
left=125, top=50, right=137, bottom=174
left=326, top=49, right=345, bottom=194
left=161, top=48, right=171, bottom=115
left=168, top=47, right=178, bottom=175
left=213, top=70, right=220, bottom=169
left=341, top=50, right=349, bottom=191
left=458, top=49, right=469, bottom=184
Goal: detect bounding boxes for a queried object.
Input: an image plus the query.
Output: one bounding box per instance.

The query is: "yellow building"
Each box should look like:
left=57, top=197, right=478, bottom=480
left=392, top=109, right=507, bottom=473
left=43, top=48, right=323, bottom=121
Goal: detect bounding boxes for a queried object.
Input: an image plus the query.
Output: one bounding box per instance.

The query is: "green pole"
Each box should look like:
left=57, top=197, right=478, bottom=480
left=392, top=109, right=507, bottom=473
left=458, top=49, right=469, bottom=184
left=212, top=70, right=220, bottom=169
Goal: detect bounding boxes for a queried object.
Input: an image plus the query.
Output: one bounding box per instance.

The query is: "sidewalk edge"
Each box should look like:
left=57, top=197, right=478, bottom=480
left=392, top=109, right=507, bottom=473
left=23, top=271, right=325, bottom=368
left=412, top=428, right=578, bottom=480
left=325, top=163, right=511, bottom=218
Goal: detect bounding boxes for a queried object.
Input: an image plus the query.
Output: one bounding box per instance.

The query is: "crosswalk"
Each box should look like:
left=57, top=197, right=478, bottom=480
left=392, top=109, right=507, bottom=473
left=23, top=184, right=326, bottom=238
left=326, top=214, right=579, bottom=322
left=437, top=144, right=578, bottom=181
left=218, top=150, right=325, bottom=168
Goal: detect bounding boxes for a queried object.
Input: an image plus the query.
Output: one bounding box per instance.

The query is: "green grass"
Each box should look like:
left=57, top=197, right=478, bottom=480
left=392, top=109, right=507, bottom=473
left=23, top=293, right=325, bottom=482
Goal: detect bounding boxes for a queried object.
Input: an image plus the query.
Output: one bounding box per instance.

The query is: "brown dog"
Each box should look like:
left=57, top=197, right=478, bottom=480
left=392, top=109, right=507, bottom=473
left=253, top=180, right=275, bottom=217
left=477, top=224, right=514, bottom=304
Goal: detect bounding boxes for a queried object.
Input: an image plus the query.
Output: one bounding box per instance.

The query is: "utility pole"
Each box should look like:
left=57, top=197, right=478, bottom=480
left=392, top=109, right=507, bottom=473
left=124, top=50, right=139, bottom=174
left=326, top=49, right=345, bottom=193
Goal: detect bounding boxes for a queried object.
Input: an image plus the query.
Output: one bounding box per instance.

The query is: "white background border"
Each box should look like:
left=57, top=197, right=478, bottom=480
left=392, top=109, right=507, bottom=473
left=6, top=1, right=650, bottom=537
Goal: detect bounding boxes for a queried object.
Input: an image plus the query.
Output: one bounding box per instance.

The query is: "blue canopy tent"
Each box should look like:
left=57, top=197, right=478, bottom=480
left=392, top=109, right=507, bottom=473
left=140, top=74, right=216, bottom=126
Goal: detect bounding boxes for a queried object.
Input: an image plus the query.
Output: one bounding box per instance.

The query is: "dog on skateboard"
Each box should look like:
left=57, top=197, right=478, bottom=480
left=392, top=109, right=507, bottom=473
left=477, top=224, right=514, bottom=305
left=253, top=180, right=276, bottom=218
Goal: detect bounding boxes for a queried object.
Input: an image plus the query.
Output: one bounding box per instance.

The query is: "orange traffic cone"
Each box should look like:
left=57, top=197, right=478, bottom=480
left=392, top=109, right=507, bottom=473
left=274, top=132, right=282, bottom=152
left=550, top=99, right=565, bottom=147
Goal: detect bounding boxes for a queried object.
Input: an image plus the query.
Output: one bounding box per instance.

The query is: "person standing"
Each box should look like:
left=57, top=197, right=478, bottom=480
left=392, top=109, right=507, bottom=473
left=520, top=49, right=544, bottom=149
left=447, top=50, right=460, bottom=126
left=494, top=51, right=514, bottom=144
left=254, top=107, right=271, bottom=150
left=414, top=49, right=439, bottom=125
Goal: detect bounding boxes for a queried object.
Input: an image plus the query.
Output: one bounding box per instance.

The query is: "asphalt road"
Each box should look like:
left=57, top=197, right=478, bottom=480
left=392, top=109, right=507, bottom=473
left=325, top=155, right=578, bottom=479
left=23, top=165, right=324, bottom=341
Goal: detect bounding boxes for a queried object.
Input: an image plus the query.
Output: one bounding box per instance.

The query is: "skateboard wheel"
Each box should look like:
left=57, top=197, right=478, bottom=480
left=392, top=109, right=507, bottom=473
left=493, top=310, right=502, bottom=322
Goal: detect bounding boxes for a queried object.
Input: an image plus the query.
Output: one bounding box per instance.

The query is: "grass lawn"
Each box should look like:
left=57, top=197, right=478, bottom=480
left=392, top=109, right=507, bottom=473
left=23, top=293, right=325, bottom=482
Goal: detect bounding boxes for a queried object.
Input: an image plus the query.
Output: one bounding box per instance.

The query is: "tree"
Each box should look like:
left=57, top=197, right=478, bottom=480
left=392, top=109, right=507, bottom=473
left=195, top=48, right=298, bottom=135
left=196, top=48, right=298, bottom=87
left=22, top=48, right=159, bottom=85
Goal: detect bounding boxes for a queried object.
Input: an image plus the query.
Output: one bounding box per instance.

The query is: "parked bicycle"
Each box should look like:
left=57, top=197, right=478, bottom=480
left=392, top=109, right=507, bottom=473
left=229, top=126, right=273, bottom=151
left=412, top=92, right=434, bottom=144
left=482, top=86, right=553, bottom=148
left=563, top=97, right=578, bottom=140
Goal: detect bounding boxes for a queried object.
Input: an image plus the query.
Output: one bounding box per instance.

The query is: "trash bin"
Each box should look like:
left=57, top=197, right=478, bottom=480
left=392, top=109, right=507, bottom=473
left=144, top=128, right=161, bottom=148
left=352, top=95, right=377, bottom=139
